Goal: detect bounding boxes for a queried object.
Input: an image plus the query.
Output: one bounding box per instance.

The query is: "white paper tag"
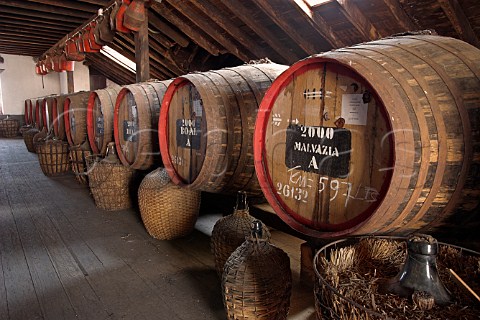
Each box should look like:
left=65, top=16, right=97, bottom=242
left=341, top=94, right=368, bottom=125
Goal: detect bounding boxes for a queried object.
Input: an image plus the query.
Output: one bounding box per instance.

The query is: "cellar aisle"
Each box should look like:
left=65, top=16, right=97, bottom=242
left=0, top=138, right=315, bottom=320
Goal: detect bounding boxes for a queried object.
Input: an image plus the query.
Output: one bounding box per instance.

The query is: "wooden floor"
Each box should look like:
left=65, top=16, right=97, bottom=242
left=0, top=138, right=315, bottom=320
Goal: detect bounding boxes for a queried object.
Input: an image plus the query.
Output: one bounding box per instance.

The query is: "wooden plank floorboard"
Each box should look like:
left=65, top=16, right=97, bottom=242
left=0, top=168, right=43, bottom=319
left=0, top=138, right=316, bottom=320
left=2, top=168, right=78, bottom=319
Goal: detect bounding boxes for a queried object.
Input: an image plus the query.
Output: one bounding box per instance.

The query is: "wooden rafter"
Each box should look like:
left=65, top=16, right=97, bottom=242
left=289, top=0, right=345, bottom=48
left=0, top=23, right=68, bottom=36
left=0, top=5, right=86, bottom=24
left=151, top=1, right=222, bottom=56
left=221, top=0, right=302, bottom=63
left=189, top=0, right=273, bottom=61
left=148, top=11, right=189, bottom=48
left=25, top=0, right=100, bottom=13
left=166, top=0, right=250, bottom=62
left=335, top=0, right=385, bottom=41
left=250, top=0, right=326, bottom=55
left=0, top=1, right=92, bottom=19
left=0, top=13, right=78, bottom=28
left=437, top=0, right=480, bottom=47
left=378, top=0, right=419, bottom=31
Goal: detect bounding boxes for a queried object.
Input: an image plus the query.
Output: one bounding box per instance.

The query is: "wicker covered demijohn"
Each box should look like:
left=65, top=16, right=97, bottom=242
left=0, top=117, right=19, bottom=138
left=24, top=127, right=40, bottom=152
left=138, top=167, right=201, bottom=240
left=69, top=141, right=92, bottom=184
left=222, top=221, right=292, bottom=320
left=36, top=137, right=70, bottom=176
left=87, top=142, right=134, bottom=211
left=211, top=191, right=271, bottom=275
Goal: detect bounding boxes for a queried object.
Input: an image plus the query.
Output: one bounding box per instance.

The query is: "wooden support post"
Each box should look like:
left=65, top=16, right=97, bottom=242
left=300, top=242, right=315, bottom=285
left=67, top=70, right=74, bottom=93
left=135, top=9, right=150, bottom=82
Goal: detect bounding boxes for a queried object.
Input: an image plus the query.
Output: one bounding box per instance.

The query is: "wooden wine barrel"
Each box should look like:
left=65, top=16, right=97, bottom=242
left=24, top=99, right=33, bottom=125
left=35, top=98, right=44, bottom=130
left=159, top=63, right=288, bottom=194
left=87, top=87, right=119, bottom=155
left=41, top=96, right=56, bottom=132
left=254, top=35, right=480, bottom=238
left=52, top=95, right=67, bottom=140
left=26, top=99, right=35, bottom=125
left=114, top=80, right=172, bottom=170
left=64, top=91, right=90, bottom=146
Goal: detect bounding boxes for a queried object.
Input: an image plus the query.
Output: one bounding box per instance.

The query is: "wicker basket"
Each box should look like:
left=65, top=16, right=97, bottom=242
left=313, top=236, right=480, bottom=320
left=222, top=221, right=291, bottom=320
left=0, top=118, right=19, bottom=137
left=69, top=141, right=92, bottom=184
left=36, top=139, right=70, bottom=176
left=86, top=143, right=134, bottom=211
left=33, top=128, right=48, bottom=150
left=24, top=128, right=40, bottom=153
left=211, top=191, right=271, bottom=275
left=138, top=167, right=201, bottom=240
left=19, top=125, right=32, bottom=136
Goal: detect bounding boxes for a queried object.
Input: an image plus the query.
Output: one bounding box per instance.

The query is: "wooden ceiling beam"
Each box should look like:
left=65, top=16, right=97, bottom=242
left=335, top=0, right=384, bottom=40
left=149, top=30, right=175, bottom=50
left=287, top=0, right=345, bottom=49
left=250, top=0, right=324, bottom=54
left=0, top=0, right=92, bottom=19
left=0, top=28, right=65, bottom=40
left=165, top=1, right=251, bottom=61
left=25, top=0, right=101, bottom=13
left=0, top=22, right=69, bottom=35
left=148, top=11, right=189, bottom=48
left=189, top=0, right=273, bottom=60
left=378, top=0, right=419, bottom=31
left=0, top=13, right=77, bottom=28
left=87, top=53, right=135, bottom=83
left=78, top=0, right=110, bottom=6
left=0, top=35, right=55, bottom=45
left=437, top=0, right=480, bottom=47
left=0, top=5, right=86, bottom=24
left=151, top=1, right=222, bottom=56
left=220, top=0, right=302, bottom=63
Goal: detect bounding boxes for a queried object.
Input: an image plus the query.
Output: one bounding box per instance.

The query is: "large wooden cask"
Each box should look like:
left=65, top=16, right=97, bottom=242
left=64, top=91, right=90, bottom=146
left=24, top=99, right=34, bottom=125
left=87, top=87, right=119, bottom=155
left=41, top=96, right=55, bottom=132
left=114, top=80, right=172, bottom=170
left=254, top=35, right=480, bottom=238
left=34, top=98, right=44, bottom=130
left=159, top=63, right=288, bottom=194
left=52, top=95, right=67, bottom=140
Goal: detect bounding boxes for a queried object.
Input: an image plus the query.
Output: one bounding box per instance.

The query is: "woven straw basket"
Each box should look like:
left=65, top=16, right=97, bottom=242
left=24, top=128, right=39, bottom=153
left=138, top=167, right=201, bottom=240
left=19, top=125, right=32, bottom=136
left=36, top=139, right=70, bottom=176
left=222, top=222, right=291, bottom=320
left=69, top=141, right=92, bottom=184
left=211, top=191, right=271, bottom=275
left=313, top=236, right=480, bottom=320
left=86, top=143, right=134, bottom=211
left=0, top=118, right=19, bottom=138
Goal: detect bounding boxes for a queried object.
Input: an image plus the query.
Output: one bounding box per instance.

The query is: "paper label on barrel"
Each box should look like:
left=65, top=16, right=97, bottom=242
left=71, top=114, right=76, bottom=134
left=96, top=116, right=104, bottom=135
left=341, top=94, right=368, bottom=125
left=285, top=125, right=351, bottom=178
left=123, top=120, right=137, bottom=142
left=176, top=119, right=201, bottom=150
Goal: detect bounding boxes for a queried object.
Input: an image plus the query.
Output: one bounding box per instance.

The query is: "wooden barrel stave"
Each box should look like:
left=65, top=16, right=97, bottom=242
left=87, top=87, right=119, bottom=155
left=35, top=99, right=43, bottom=130
left=114, top=81, right=171, bottom=170
left=52, top=95, right=67, bottom=140
left=64, top=91, right=90, bottom=146
left=159, top=64, right=288, bottom=194
left=254, top=35, right=480, bottom=238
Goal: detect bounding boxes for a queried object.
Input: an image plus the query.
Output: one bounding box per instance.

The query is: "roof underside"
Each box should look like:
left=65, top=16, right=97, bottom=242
left=0, top=0, right=479, bottom=85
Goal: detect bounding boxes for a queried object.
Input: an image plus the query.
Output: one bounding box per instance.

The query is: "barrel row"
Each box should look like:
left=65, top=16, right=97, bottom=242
left=23, top=35, right=480, bottom=239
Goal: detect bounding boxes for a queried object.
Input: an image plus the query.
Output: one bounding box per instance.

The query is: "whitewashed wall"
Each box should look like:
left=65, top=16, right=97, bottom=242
left=0, top=54, right=90, bottom=115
